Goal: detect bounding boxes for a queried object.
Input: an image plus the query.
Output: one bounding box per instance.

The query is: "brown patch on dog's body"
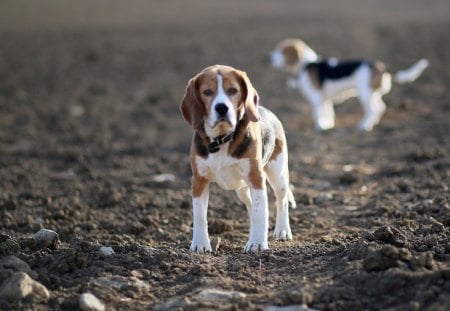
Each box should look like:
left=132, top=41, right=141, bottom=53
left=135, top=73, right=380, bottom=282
left=190, top=150, right=209, bottom=197
left=307, top=66, right=321, bottom=89
left=269, top=138, right=284, bottom=162
left=371, top=60, right=386, bottom=90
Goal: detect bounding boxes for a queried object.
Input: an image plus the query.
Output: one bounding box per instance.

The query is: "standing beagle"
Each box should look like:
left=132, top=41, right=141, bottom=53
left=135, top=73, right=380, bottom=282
left=180, top=65, right=296, bottom=253
left=271, top=38, right=429, bottom=131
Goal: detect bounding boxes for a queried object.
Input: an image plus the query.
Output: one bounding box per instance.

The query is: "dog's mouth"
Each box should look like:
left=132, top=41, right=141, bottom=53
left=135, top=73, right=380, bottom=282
left=214, top=119, right=233, bottom=132
left=206, top=119, right=234, bottom=138
left=214, top=117, right=231, bottom=126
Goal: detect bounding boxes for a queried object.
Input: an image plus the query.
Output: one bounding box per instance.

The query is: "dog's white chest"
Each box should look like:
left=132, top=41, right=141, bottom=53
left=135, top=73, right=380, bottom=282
left=196, top=147, right=248, bottom=190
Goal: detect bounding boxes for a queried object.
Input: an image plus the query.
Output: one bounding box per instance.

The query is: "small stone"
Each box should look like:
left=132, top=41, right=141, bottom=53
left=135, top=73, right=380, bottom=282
left=150, top=173, right=175, bottom=183
left=92, top=276, right=150, bottom=292
left=265, top=304, right=319, bottom=311
left=79, top=293, right=105, bottom=311
left=154, top=296, right=192, bottom=311
left=313, top=193, right=333, bottom=205
left=339, top=171, right=359, bottom=185
left=0, top=272, right=49, bottom=301
left=33, top=228, right=60, bottom=249
left=98, top=246, right=115, bottom=256
left=210, top=237, right=221, bottom=252
left=196, top=288, right=246, bottom=301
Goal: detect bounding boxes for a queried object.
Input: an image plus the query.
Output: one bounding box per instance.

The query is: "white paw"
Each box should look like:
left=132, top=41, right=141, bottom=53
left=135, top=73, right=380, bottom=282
left=244, top=241, right=269, bottom=253
left=315, top=120, right=335, bottom=131
left=190, top=239, right=212, bottom=253
left=357, top=122, right=374, bottom=132
left=273, top=228, right=293, bottom=241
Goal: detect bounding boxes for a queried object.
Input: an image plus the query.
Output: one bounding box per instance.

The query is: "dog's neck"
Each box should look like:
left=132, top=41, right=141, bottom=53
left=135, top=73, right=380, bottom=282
left=288, top=45, right=320, bottom=76
left=195, top=116, right=252, bottom=155
left=195, top=121, right=236, bottom=154
left=207, top=132, right=234, bottom=153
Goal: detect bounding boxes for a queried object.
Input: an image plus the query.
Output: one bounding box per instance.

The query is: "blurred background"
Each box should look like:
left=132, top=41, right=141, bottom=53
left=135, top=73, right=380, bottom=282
left=0, top=1, right=449, bottom=310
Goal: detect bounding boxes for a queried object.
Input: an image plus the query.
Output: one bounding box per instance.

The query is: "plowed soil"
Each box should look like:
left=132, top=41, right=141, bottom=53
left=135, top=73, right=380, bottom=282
left=0, top=1, right=449, bottom=310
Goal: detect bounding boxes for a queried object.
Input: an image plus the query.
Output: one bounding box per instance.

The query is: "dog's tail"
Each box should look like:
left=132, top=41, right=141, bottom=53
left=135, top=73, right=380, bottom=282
left=394, top=58, right=429, bottom=84
left=288, top=184, right=297, bottom=209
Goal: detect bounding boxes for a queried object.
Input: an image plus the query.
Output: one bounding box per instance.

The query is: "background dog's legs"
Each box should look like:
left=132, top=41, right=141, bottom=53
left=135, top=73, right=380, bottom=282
left=190, top=183, right=212, bottom=253
left=265, top=150, right=293, bottom=241
left=358, top=90, right=386, bottom=131
left=322, top=100, right=336, bottom=130
left=311, top=99, right=335, bottom=131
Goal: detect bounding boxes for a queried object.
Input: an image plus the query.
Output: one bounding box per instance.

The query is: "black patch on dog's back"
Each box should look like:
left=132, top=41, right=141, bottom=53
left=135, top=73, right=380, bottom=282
left=194, top=132, right=209, bottom=158
left=305, top=59, right=369, bottom=86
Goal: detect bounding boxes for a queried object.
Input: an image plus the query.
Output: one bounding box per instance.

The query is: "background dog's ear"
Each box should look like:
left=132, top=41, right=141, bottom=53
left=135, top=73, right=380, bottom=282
left=237, top=70, right=260, bottom=122
left=179, top=76, right=204, bottom=129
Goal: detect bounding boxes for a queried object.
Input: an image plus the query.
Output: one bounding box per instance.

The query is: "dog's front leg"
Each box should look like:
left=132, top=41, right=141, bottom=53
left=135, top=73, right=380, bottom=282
left=244, top=186, right=269, bottom=253
left=190, top=176, right=211, bottom=253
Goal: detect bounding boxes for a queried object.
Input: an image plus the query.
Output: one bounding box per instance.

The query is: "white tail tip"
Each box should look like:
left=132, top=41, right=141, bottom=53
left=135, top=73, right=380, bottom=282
left=394, top=58, right=429, bottom=84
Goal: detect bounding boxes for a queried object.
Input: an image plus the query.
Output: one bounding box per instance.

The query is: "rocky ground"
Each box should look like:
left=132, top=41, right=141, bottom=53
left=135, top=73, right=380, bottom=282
left=0, top=1, right=449, bottom=310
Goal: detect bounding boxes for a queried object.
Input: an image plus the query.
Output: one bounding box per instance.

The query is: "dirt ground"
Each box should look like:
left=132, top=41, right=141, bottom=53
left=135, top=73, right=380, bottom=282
left=0, top=1, right=449, bottom=310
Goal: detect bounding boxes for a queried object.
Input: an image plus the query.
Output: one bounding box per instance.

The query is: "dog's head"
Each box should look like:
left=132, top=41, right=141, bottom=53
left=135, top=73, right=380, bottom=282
left=270, top=38, right=317, bottom=72
left=180, top=65, right=260, bottom=138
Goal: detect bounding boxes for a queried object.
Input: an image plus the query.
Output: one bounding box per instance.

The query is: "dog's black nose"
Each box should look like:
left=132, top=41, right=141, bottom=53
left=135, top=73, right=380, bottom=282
left=215, top=103, right=228, bottom=116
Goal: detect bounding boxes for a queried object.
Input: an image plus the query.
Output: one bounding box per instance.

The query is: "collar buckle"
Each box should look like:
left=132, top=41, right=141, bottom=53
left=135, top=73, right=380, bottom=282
left=208, top=132, right=234, bottom=153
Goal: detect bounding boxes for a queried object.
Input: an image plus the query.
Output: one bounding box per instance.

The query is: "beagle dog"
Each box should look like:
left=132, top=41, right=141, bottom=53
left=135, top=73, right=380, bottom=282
left=180, top=65, right=296, bottom=253
left=271, top=38, right=429, bottom=131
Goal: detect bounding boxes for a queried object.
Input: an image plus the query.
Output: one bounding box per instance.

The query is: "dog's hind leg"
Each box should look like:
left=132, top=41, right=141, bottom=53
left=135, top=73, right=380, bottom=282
left=236, top=187, right=252, bottom=223
left=358, top=90, right=385, bottom=131
left=310, top=97, right=335, bottom=131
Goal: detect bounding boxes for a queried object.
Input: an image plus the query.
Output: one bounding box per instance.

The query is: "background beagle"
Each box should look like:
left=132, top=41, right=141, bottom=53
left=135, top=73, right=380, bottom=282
left=271, top=38, right=429, bottom=131
left=180, top=65, right=296, bottom=253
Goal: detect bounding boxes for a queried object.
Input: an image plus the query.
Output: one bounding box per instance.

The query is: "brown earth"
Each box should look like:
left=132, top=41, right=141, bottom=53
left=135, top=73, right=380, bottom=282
left=0, top=1, right=449, bottom=310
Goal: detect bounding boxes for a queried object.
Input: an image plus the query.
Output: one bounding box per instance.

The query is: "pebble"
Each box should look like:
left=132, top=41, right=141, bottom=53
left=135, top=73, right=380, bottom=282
left=265, top=304, right=319, bottom=311
left=79, top=293, right=105, bottom=311
left=92, top=276, right=150, bottom=292
left=150, top=173, right=175, bottom=183
left=98, top=246, right=115, bottom=256
left=154, top=296, right=192, bottom=311
left=196, top=288, right=246, bottom=301
left=313, top=193, right=333, bottom=205
left=33, top=228, right=60, bottom=249
left=339, top=171, right=359, bottom=185
left=0, top=272, right=49, bottom=301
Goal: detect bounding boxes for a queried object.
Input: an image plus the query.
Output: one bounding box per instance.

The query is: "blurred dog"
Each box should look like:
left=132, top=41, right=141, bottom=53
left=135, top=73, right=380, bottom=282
left=270, top=38, right=429, bottom=131
left=180, top=65, right=296, bottom=253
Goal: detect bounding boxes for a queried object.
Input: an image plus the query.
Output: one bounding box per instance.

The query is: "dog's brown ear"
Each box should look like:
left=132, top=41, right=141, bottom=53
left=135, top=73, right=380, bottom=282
left=236, top=70, right=260, bottom=122
left=180, top=76, right=205, bottom=129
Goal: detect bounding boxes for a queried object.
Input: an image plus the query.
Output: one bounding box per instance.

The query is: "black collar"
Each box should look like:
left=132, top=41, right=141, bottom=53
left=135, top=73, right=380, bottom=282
left=208, top=132, right=234, bottom=153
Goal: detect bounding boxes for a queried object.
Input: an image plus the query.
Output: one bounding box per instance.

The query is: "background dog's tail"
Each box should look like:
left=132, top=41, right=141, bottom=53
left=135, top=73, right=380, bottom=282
left=394, top=58, right=429, bottom=84
left=288, top=184, right=297, bottom=209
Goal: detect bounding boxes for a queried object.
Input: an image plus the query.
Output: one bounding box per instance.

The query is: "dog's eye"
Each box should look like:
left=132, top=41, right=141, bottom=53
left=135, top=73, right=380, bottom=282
left=203, top=89, right=214, bottom=96
left=227, top=88, right=238, bottom=96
